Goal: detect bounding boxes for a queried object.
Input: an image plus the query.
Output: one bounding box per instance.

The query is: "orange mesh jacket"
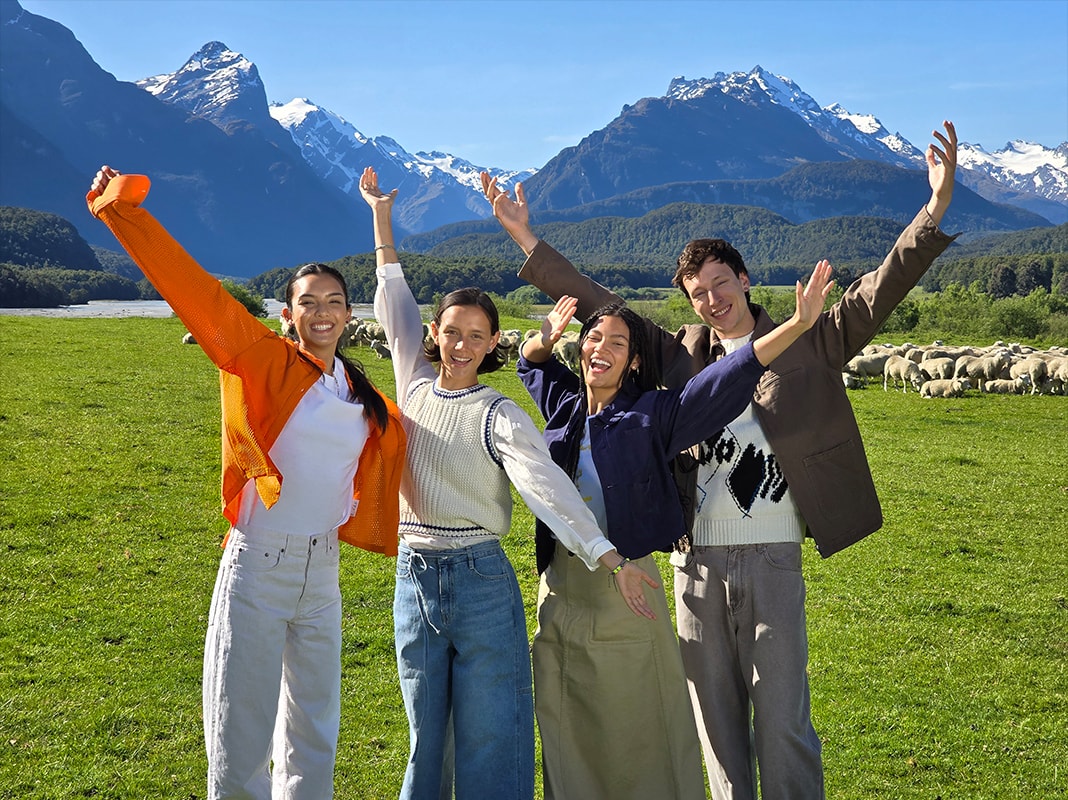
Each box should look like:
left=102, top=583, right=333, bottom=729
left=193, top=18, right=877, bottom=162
left=87, top=175, right=405, bottom=555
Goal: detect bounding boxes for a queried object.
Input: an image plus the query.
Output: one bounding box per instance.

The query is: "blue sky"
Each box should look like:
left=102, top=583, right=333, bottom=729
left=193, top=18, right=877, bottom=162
left=20, top=0, right=1068, bottom=171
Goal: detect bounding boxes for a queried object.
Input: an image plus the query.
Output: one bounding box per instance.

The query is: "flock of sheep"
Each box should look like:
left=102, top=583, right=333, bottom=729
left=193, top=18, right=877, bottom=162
left=342, top=320, right=583, bottom=371
left=273, top=319, right=1068, bottom=399
left=844, top=341, right=1068, bottom=398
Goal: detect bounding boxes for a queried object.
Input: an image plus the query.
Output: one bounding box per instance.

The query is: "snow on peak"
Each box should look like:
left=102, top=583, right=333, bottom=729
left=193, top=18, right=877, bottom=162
left=135, top=41, right=263, bottom=116
left=957, top=140, right=1068, bottom=201
left=825, top=102, right=883, bottom=135
left=269, top=97, right=369, bottom=145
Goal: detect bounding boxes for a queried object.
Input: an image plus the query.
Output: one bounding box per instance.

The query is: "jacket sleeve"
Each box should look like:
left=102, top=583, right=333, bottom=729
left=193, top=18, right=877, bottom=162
left=516, top=352, right=582, bottom=423
left=520, top=239, right=708, bottom=388
left=659, top=342, right=767, bottom=455
left=822, top=206, right=958, bottom=366
left=518, top=240, right=620, bottom=320
left=87, top=175, right=274, bottom=372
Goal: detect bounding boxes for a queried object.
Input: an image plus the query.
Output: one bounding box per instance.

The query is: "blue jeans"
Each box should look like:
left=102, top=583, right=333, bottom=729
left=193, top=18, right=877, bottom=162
left=674, top=542, right=824, bottom=800
left=394, top=540, right=534, bottom=800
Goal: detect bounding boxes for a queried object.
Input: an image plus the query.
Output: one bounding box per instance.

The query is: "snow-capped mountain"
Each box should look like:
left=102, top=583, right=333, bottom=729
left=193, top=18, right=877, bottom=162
left=666, top=67, right=924, bottom=169
left=132, top=42, right=533, bottom=234
left=268, top=98, right=533, bottom=232
left=136, top=41, right=297, bottom=156
left=958, top=140, right=1068, bottom=207
left=663, top=67, right=1065, bottom=221
left=137, top=41, right=259, bottom=121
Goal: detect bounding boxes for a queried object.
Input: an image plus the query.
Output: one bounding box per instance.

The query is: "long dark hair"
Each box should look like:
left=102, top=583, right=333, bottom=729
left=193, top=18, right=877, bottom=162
left=285, top=263, right=388, bottom=432
left=579, top=303, right=660, bottom=393
left=422, top=287, right=506, bottom=374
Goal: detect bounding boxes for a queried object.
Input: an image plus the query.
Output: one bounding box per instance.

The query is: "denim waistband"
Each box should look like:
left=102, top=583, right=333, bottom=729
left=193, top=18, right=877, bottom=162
left=398, top=539, right=504, bottom=562
left=228, top=524, right=339, bottom=552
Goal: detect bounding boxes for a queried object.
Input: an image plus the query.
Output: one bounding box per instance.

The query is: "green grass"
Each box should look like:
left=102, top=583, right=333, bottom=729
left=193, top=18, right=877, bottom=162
left=0, top=316, right=1065, bottom=798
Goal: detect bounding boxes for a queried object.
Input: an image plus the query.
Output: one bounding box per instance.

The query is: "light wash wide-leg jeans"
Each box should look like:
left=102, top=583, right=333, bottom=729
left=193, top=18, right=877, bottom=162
left=203, top=525, right=342, bottom=800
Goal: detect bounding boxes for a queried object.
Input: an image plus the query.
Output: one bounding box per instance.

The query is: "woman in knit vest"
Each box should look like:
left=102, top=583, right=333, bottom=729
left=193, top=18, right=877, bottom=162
left=516, top=268, right=832, bottom=798
left=359, top=167, right=658, bottom=800
left=87, top=167, right=407, bottom=799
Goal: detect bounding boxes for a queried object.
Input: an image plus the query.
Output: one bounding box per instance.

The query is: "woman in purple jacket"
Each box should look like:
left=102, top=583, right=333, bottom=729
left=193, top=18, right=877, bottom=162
left=517, top=269, right=831, bottom=800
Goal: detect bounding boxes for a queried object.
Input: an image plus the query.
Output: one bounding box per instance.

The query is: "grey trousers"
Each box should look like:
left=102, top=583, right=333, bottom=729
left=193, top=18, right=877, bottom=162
left=674, top=542, right=824, bottom=800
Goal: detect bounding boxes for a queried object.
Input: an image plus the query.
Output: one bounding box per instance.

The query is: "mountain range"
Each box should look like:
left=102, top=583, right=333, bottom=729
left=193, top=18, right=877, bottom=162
left=1, top=0, right=1064, bottom=281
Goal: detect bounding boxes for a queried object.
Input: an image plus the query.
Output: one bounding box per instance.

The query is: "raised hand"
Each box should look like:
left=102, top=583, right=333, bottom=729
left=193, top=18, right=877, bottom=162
left=925, top=120, right=957, bottom=225
left=791, top=259, right=835, bottom=330
left=480, top=172, right=538, bottom=254
left=89, top=165, right=120, bottom=197
left=540, top=295, right=578, bottom=348
left=359, top=166, right=397, bottom=211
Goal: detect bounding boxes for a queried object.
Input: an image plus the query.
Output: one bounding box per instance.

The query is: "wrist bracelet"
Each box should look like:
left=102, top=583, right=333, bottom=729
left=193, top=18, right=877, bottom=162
left=375, top=244, right=396, bottom=252
left=611, top=557, right=629, bottom=575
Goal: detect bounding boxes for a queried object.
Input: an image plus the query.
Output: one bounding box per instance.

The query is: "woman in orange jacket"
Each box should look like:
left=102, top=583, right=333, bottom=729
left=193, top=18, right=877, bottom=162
left=88, top=166, right=405, bottom=800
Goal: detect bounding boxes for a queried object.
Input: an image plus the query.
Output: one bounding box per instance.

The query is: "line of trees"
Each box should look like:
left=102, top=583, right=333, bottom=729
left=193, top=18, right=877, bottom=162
left=3, top=205, right=1066, bottom=345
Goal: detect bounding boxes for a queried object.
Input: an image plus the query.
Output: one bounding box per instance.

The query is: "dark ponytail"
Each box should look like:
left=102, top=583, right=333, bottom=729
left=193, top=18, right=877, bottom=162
left=285, top=263, right=389, bottom=432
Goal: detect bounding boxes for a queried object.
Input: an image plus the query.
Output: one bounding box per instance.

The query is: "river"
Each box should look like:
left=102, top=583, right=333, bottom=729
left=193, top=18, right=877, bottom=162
left=0, top=299, right=378, bottom=319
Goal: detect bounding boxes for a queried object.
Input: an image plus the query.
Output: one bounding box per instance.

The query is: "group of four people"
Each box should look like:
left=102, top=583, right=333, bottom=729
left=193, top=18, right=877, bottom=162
left=86, top=118, right=957, bottom=799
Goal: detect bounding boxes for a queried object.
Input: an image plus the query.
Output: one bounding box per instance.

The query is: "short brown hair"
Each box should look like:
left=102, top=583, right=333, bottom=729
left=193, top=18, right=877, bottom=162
left=672, top=239, right=748, bottom=299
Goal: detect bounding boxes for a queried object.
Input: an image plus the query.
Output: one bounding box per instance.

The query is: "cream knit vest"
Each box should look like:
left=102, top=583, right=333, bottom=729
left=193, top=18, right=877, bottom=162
left=399, top=378, right=513, bottom=547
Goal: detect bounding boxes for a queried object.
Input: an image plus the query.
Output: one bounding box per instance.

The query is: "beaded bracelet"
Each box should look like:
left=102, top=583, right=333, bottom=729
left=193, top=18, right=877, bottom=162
left=375, top=244, right=396, bottom=252
left=611, top=557, right=629, bottom=575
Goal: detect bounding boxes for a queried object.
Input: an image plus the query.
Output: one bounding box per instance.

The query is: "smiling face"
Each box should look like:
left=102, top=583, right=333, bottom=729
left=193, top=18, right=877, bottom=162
left=682, top=257, right=755, bottom=340
left=430, top=304, right=500, bottom=390
left=281, top=272, right=351, bottom=364
left=580, top=314, right=640, bottom=402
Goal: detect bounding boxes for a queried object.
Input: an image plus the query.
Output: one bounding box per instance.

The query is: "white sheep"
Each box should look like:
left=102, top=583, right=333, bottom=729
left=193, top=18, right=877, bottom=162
left=553, top=330, right=582, bottom=373
left=920, top=378, right=971, bottom=398
left=954, top=352, right=1009, bottom=391
left=845, top=352, right=891, bottom=383
left=1009, top=356, right=1048, bottom=395
left=883, top=355, right=924, bottom=392
left=920, top=356, right=956, bottom=381
left=1044, top=358, right=1068, bottom=395
left=981, top=377, right=1030, bottom=395
left=842, top=373, right=866, bottom=390
left=496, top=330, right=522, bottom=364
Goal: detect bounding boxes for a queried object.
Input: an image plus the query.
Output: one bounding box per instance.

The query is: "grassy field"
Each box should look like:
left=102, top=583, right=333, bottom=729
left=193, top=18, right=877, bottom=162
left=0, top=315, right=1065, bottom=799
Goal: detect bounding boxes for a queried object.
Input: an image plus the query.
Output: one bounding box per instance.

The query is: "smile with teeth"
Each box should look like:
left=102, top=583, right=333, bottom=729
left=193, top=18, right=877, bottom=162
left=589, top=357, right=612, bottom=372
left=310, top=322, right=334, bottom=332
left=710, top=305, right=731, bottom=317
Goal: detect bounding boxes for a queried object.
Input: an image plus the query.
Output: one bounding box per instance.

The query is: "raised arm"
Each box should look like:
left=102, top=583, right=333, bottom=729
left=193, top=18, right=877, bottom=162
left=481, top=172, right=619, bottom=318
left=520, top=295, right=579, bottom=363
left=824, top=121, right=959, bottom=363
left=481, top=173, right=539, bottom=255
left=86, top=165, right=273, bottom=371
left=751, top=260, right=835, bottom=366
left=363, top=167, right=435, bottom=403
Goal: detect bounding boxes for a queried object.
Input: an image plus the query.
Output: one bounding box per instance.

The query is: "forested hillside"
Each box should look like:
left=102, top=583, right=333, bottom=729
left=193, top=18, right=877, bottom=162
left=3, top=204, right=1065, bottom=312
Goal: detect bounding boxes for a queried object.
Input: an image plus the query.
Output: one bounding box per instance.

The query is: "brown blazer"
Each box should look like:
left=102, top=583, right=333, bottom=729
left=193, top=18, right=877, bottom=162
left=517, top=206, right=956, bottom=557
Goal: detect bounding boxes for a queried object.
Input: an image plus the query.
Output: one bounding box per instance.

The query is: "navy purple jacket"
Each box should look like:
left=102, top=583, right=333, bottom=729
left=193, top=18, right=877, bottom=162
left=517, top=343, right=766, bottom=572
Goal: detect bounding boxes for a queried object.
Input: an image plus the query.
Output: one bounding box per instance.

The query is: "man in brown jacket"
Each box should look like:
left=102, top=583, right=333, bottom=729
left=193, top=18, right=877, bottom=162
left=481, top=121, right=957, bottom=799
